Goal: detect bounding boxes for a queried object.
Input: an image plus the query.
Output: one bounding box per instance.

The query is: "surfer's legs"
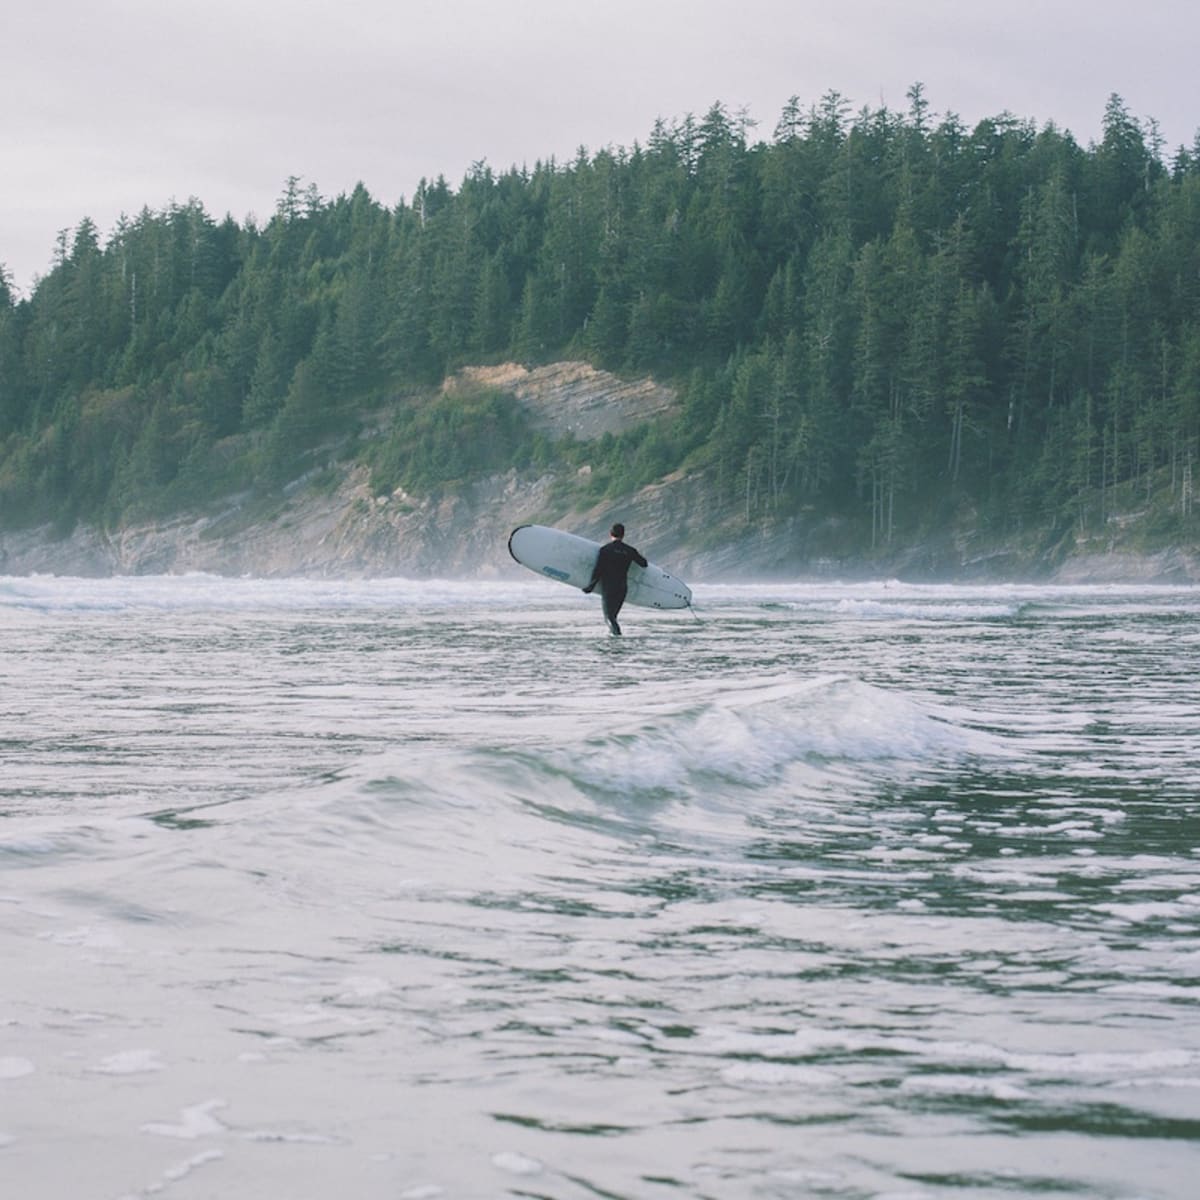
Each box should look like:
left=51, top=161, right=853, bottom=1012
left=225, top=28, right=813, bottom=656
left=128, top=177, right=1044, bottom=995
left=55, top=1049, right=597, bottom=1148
left=601, top=586, right=626, bottom=635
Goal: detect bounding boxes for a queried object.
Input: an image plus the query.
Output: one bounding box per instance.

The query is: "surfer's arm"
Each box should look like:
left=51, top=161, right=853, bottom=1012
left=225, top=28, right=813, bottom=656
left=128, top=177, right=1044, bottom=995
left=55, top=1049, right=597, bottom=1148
left=633, top=548, right=648, bottom=568
left=582, top=551, right=601, bottom=593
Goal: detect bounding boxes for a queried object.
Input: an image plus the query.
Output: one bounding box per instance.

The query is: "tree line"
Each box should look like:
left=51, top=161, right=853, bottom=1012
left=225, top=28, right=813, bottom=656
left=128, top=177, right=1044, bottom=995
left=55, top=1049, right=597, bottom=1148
left=1, top=86, right=1198, bottom=550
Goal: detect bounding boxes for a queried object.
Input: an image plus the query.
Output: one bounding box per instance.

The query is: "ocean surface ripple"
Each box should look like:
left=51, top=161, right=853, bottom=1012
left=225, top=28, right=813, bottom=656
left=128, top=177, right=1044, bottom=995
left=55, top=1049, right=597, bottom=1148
left=2, top=576, right=1198, bottom=1199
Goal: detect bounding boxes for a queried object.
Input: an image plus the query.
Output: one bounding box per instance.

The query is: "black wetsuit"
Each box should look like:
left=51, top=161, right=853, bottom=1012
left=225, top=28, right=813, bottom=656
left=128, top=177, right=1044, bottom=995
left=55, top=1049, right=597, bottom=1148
left=585, top=538, right=648, bottom=635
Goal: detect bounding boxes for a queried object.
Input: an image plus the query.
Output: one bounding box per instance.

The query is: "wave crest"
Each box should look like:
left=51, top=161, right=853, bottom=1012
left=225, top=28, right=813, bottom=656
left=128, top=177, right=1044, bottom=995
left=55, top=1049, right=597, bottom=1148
left=539, top=675, right=998, bottom=798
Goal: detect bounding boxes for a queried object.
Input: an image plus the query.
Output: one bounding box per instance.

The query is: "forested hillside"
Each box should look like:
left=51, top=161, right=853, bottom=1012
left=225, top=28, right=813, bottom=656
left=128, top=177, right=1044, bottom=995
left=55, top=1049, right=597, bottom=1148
left=2, top=87, right=1198, bottom=561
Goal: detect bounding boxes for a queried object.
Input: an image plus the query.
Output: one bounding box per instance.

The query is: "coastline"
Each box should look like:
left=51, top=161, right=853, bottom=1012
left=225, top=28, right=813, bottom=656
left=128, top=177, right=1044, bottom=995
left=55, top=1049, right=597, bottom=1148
left=5, top=360, right=1196, bottom=586
left=3, top=469, right=1196, bottom=586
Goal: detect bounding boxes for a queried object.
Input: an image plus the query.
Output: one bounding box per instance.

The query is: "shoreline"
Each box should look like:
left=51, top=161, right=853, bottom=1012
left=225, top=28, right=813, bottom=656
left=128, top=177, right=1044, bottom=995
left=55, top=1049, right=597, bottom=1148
left=3, top=519, right=1196, bottom=587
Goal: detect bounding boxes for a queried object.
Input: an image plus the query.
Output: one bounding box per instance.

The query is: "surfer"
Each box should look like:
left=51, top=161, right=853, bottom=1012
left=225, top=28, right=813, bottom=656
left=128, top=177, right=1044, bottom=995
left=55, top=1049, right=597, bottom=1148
left=582, top=523, right=647, bottom=635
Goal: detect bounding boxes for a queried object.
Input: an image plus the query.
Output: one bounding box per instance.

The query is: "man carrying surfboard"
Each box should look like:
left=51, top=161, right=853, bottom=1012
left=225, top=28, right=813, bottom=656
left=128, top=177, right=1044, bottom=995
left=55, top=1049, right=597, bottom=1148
left=508, top=523, right=692, bottom=613
left=582, top=523, right=647, bottom=636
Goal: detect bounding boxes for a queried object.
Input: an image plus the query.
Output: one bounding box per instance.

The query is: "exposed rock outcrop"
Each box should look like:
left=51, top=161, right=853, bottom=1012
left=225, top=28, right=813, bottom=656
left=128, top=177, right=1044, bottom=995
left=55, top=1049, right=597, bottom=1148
left=445, top=361, right=677, bottom=441
left=2, top=361, right=1197, bottom=583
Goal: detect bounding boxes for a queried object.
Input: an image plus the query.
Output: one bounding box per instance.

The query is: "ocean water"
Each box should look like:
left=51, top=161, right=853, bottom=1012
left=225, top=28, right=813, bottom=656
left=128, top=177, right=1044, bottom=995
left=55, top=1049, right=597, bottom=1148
left=2, top=574, right=1198, bottom=1200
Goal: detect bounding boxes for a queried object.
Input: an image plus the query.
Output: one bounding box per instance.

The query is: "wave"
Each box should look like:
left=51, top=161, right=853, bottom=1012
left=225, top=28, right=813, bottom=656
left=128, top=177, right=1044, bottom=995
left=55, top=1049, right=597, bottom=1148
left=697, top=581, right=1200, bottom=622
left=0, top=573, right=550, bottom=613
left=532, top=674, right=1005, bottom=798
left=128, top=673, right=1010, bottom=892
left=6, top=574, right=1198, bottom=617
left=828, top=597, right=1026, bottom=620
left=275, top=676, right=1011, bottom=844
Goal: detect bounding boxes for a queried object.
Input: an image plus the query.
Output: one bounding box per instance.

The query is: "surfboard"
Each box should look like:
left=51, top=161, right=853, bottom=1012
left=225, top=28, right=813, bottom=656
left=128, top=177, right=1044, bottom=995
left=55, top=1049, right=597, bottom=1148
left=508, top=525, right=692, bottom=610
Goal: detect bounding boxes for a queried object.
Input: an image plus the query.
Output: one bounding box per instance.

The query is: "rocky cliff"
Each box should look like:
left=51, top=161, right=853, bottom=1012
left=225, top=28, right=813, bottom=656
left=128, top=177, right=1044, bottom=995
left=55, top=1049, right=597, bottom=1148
left=0, top=361, right=696, bottom=580
left=2, top=361, right=1197, bottom=583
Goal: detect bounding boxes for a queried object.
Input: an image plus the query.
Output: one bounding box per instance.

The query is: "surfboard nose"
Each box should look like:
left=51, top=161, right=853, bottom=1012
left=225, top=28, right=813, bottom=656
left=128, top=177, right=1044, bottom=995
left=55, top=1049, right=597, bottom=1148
left=507, top=526, right=531, bottom=563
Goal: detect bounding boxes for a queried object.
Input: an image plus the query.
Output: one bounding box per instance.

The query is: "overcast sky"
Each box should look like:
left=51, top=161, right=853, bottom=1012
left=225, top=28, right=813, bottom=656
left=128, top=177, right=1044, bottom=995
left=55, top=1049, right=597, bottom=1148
left=5, top=0, right=1197, bottom=295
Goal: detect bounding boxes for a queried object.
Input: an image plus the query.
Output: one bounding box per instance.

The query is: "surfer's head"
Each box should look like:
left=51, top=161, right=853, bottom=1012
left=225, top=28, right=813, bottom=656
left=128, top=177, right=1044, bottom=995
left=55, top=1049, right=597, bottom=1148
left=610, top=523, right=625, bottom=539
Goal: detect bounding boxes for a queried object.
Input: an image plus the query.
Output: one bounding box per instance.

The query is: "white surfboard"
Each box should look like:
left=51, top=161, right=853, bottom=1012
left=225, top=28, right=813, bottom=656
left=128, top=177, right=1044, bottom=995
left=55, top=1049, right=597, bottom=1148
left=508, top=525, right=692, bottom=610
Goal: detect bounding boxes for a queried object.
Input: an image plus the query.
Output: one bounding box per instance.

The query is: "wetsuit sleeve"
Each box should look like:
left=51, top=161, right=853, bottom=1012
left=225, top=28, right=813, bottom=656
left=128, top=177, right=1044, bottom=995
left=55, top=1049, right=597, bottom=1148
left=584, top=549, right=602, bottom=591
left=633, top=547, right=648, bottom=568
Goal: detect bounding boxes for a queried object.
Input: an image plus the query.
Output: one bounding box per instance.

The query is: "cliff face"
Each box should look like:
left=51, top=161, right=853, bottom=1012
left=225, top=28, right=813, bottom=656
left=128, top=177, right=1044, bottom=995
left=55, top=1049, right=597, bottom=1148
left=0, top=466, right=544, bottom=579
left=0, top=360, right=692, bottom=580
left=445, top=361, right=677, bottom=441
left=0, top=464, right=728, bottom=581
left=6, top=461, right=1195, bottom=584
left=2, top=360, right=1198, bottom=583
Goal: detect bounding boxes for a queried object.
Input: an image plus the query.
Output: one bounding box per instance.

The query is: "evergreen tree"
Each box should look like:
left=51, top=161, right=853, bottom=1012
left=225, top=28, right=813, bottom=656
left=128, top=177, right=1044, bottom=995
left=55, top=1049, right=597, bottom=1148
left=0, top=87, right=1197, bottom=556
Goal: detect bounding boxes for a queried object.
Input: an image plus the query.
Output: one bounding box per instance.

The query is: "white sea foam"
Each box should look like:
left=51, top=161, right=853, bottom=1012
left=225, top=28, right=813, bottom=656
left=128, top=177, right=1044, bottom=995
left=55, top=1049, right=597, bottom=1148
left=119, top=1148, right=224, bottom=1198
left=140, top=1099, right=227, bottom=1139
left=1095, top=899, right=1200, bottom=924
left=91, top=1049, right=164, bottom=1075
left=720, top=1061, right=838, bottom=1086
left=0, top=1057, right=35, bottom=1079
left=687, top=1026, right=1197, bottom=1089
left=557, top=673, right=1002, bottom=799
left=7, top=573, right=1196, bottom=620
left=832, top=597, right=1024, bottom=620
left=241, top=1129, right=339, bottom=1144
left=0, top=573, right=553, bottom=614
left=492, top=1150, right=543, bottom=1175
left=1004, top=1048, right=1195, bottom=1077
left=899, top=1074, right=1030, bottom=1100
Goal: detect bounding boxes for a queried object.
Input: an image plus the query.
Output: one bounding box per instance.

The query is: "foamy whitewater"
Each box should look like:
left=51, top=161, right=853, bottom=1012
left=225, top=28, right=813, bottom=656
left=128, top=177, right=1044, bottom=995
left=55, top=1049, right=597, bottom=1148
left=2, top=575, right=1198, bottom=1199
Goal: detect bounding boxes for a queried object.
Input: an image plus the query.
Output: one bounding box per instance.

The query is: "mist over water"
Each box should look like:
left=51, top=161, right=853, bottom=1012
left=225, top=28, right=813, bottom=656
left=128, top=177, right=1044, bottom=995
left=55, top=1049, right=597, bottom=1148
left=3, top=576, right=1199, bottom=1199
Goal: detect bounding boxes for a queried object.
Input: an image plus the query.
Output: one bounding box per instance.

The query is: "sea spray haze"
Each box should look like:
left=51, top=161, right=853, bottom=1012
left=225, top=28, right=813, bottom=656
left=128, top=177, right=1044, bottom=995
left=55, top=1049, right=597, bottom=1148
left=2, top=575, right=1198, bottom=1198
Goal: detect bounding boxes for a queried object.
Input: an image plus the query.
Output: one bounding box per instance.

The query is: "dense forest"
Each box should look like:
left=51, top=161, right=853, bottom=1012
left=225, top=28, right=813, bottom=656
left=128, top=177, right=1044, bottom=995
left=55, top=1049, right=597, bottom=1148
left=2, top=87, right=1199, bottom=555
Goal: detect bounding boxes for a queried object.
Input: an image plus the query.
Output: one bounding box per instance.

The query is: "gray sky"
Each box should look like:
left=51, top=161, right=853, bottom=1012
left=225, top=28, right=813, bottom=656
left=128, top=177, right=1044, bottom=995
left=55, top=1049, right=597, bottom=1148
left=5, top=0, right=1197, bottom=295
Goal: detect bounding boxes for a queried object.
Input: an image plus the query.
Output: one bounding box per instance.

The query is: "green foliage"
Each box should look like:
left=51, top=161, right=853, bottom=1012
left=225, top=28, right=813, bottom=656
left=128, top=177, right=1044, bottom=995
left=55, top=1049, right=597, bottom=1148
left=365, top=388, right=533, bottom=495
left=1, top=90, right=1199, bottom=554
